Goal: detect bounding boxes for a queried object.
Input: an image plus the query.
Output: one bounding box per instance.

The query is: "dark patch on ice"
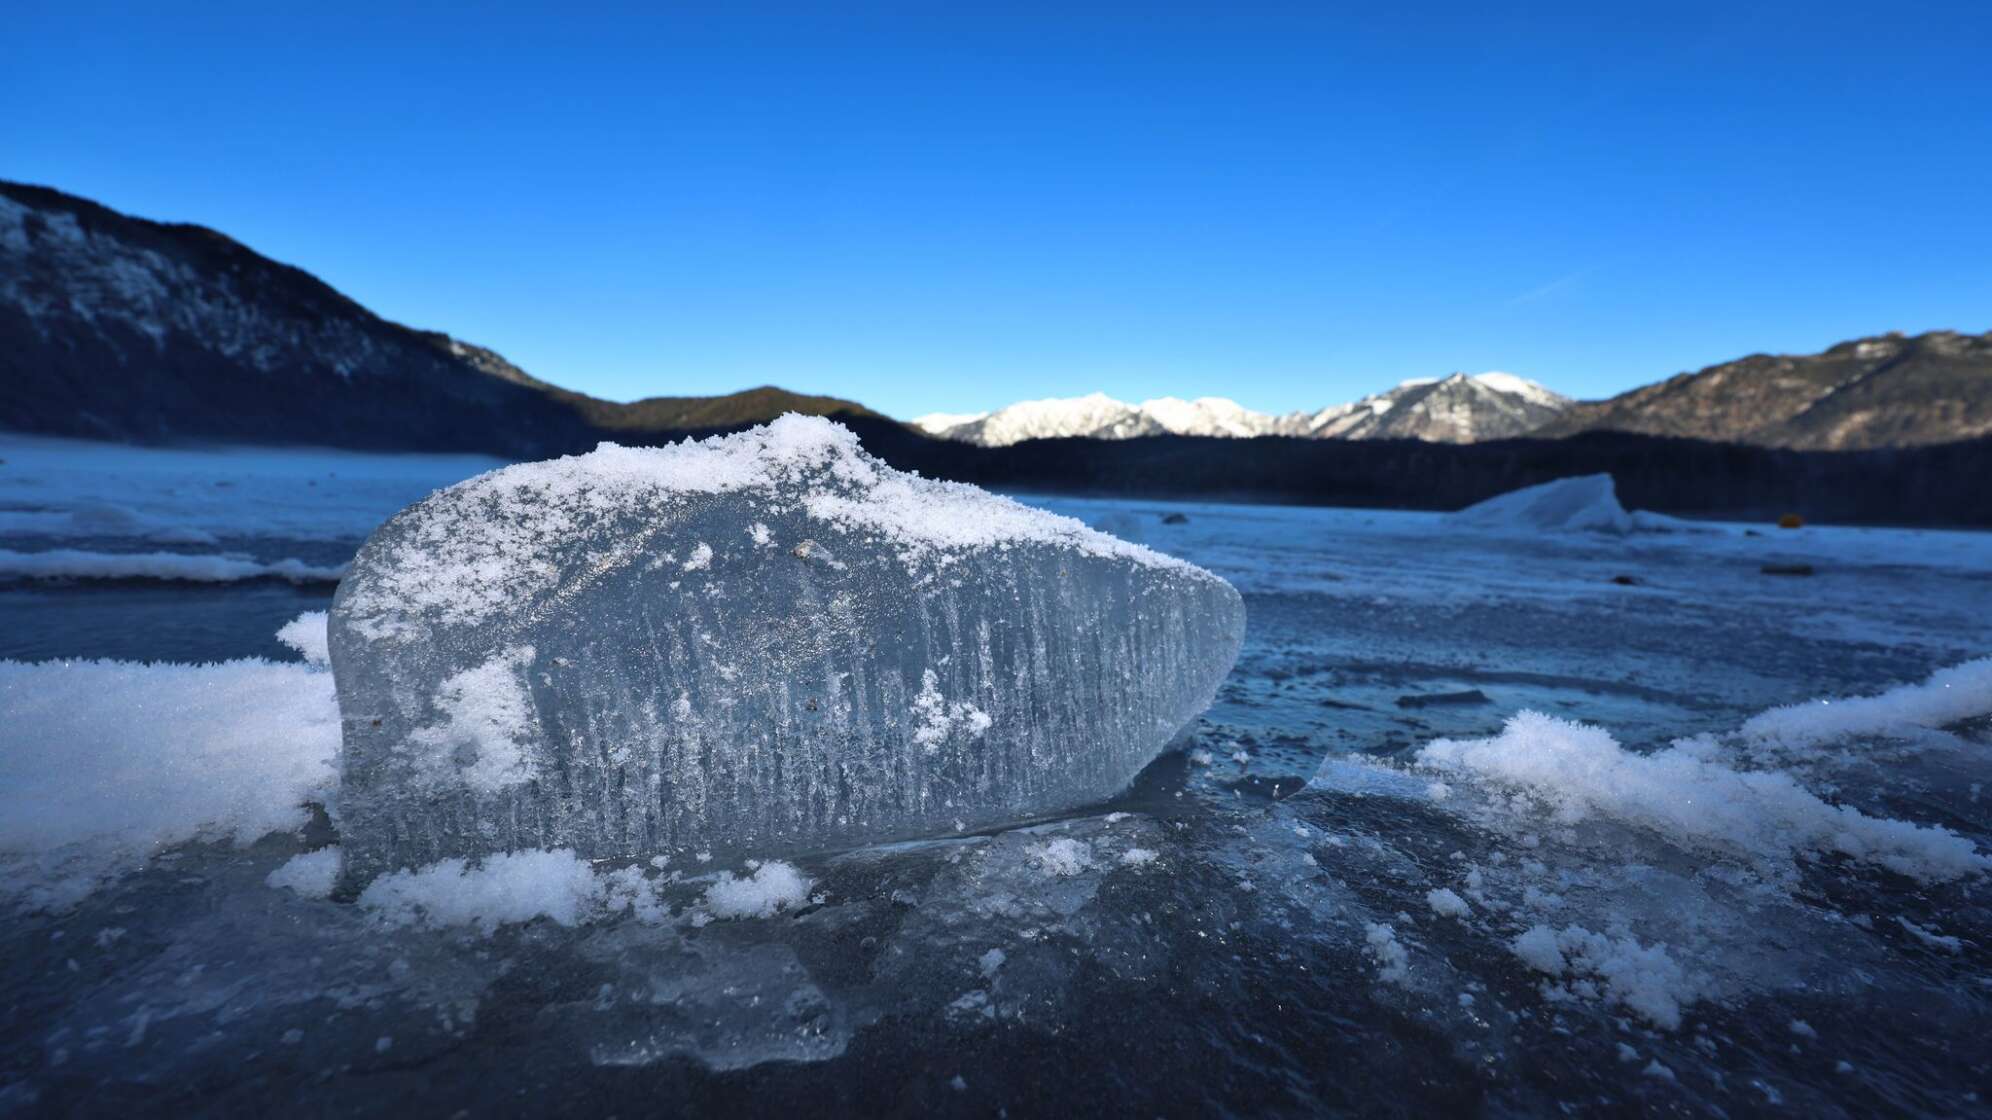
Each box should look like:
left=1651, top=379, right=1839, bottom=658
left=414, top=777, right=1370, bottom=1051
left=1395, top=689, right=1494, bottom=709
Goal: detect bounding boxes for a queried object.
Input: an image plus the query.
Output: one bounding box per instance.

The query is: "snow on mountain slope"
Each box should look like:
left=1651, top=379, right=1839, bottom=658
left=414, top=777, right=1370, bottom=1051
left=1302, top=373, right=1572, bottom=442
left=917, top=374, right=1571, bottom=446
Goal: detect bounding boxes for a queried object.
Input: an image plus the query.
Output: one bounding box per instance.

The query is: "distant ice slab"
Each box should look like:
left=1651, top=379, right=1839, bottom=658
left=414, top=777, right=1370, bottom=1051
left=1447, top=473, right=1691, bottom=535
left=330, top=415, right=1244, bottom=884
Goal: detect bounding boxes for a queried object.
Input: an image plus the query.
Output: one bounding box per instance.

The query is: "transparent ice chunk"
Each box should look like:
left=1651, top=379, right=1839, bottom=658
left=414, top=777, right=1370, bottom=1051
left=330, top=416, right=1243, bottom=884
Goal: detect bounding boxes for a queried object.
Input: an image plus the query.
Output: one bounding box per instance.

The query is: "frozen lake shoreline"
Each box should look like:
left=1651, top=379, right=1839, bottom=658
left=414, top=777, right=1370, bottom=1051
left=2, top=435, right=1990, bottom=1116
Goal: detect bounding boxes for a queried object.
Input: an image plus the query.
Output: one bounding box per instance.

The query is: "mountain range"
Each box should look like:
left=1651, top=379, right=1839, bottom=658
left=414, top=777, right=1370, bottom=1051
left=0, top=181, right=877, bottom=457
left=1, top=179, right=1987, bottom=467
left=913, top=373, right=1571, bottom=446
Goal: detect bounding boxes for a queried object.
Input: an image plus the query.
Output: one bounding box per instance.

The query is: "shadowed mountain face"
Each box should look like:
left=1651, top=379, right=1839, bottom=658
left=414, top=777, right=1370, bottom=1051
left=1539, top=331, right=1992, bottom=450
left=0, top=181, right=877, bottom=456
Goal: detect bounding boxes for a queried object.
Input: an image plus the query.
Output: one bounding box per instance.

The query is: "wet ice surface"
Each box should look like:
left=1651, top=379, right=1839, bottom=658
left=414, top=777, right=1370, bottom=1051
left=4, top=450, right=1992, bottom=1116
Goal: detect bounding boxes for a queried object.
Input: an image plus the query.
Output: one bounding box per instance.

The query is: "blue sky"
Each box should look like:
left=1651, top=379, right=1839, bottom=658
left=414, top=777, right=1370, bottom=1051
left=6, top=1, right=1989, bottom=418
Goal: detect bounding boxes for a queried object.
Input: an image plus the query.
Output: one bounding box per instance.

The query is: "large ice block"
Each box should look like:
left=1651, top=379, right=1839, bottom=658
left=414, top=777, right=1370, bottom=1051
left=329, top=416, right=1244, bottom=884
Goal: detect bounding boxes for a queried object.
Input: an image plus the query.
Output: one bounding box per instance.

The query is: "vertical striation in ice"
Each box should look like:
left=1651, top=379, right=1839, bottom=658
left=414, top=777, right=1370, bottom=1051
left=330, top=415, right=1244, bottom=884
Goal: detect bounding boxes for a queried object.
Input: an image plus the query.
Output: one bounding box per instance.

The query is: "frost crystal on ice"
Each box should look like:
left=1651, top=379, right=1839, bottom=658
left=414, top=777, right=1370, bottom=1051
left=330, top=415, right=1244, bottom=884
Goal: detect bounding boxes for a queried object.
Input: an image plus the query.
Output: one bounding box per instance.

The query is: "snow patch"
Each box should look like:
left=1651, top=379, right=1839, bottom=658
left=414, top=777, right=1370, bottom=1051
left=276, top=610, right=330, bottom=666
left=359, top=849, right=610, bottom=932
left=1416, top=711, right=1985, bottom=883
left=1511, top=924, right=1698, bottom=1029
left=910, top=669, right=992, bottom=752
left=406, top=647, right=541, bottom=792
left=702, top=861, right=813, bottom=919
left=1029, top=837, right=1093, bottom=877
left=1741, top=657, right=1992, bottom=750
left=0, top=548, right=346, bottom=584
left=0, top=657, right=339, bottom=911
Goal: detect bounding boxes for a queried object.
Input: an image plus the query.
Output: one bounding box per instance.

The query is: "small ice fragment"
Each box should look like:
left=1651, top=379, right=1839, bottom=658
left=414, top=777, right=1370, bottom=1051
left=1364, top=923, right=1409, bottom=985
left=1895, top=917, right=1963, bottom=953
left=1121, top=847, right=1159, bottom=867
left=1425, top=887, right=1470, bottom=918
left=266, top=848, right=342, bottom=899
left=1030, top=837, right=1093, bottom=877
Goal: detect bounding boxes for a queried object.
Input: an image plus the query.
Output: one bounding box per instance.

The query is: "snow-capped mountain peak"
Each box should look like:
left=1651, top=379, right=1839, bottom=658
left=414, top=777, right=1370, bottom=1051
left=914, top=374, right=1572, bottom=447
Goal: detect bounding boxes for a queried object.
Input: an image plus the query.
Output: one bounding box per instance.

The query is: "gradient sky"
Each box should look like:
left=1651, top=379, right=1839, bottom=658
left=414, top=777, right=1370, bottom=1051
left=6, top=1, right=1989, bottom=418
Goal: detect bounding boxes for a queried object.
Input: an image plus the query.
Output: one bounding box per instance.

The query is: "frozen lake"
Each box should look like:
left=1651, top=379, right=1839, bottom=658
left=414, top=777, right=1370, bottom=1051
left=2, top=434, right=1989, bottom=1116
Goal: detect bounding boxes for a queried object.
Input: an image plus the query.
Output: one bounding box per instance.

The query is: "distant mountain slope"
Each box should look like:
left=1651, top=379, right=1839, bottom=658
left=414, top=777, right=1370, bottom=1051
left=914, top=374, right=1570, bottom=447
left=0, top=181, right=876, bottom=455
left=1537, top=330, right=1992, bottom=450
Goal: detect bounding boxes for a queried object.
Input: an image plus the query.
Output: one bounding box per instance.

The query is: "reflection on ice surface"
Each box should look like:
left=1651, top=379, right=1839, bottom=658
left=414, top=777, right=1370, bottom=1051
left=1, top=440, right=1990, bottom=1115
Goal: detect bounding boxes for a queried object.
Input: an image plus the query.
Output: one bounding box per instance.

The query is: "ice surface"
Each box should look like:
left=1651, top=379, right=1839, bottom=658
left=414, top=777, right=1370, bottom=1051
left=330, top=416, right=1244, bottom=883
left=7, top=451, right=1991, bottom=1114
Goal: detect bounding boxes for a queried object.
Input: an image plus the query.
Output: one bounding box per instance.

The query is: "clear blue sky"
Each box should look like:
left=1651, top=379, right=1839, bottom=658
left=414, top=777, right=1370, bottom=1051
left=6, top=1, right=1988, bottom=417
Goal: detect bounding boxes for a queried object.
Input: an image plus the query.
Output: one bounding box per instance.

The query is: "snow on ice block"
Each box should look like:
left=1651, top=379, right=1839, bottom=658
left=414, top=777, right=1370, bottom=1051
left=330, top=415, right=1244, bottom=884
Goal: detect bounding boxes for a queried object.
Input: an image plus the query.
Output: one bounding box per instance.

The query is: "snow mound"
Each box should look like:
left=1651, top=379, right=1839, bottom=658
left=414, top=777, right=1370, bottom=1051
left=1741, top=656, right=1992, bottom=750
left=1447, top=474, right=1696, bottom=535
left=1415, top=710, right=1985, bottom=883
left=0, top=657, right=340, bottom=911
left=1447, top=474, right=1634, bottom=534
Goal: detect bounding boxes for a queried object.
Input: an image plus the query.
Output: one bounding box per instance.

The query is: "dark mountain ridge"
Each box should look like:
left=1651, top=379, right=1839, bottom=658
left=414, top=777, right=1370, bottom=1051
left=0, top=181, right=876, bottom=456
